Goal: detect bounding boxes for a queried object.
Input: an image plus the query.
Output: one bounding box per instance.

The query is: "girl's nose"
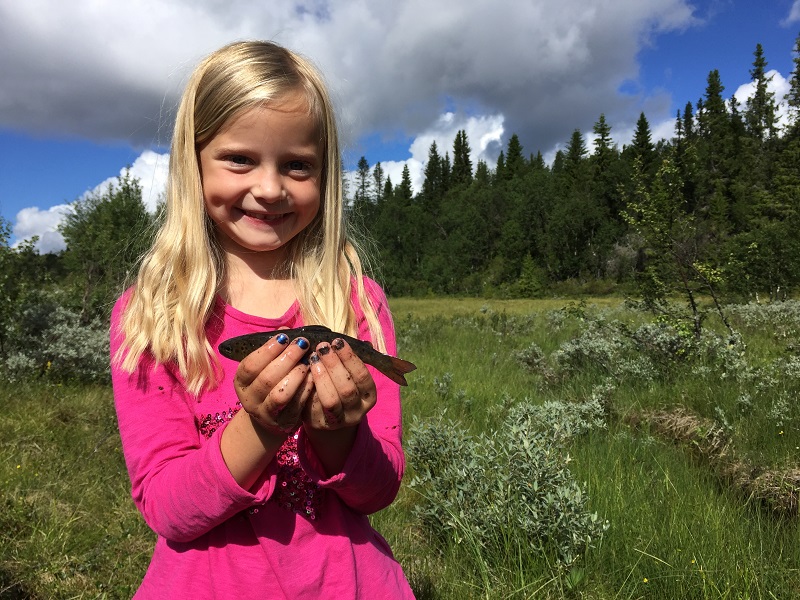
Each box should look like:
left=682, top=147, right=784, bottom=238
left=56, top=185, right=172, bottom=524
left=253, top=169, right=283, bottom=203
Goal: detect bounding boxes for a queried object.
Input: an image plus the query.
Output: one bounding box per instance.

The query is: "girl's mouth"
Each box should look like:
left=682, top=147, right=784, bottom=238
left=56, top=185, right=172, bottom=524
left=241, top=209, right=287, bottom=223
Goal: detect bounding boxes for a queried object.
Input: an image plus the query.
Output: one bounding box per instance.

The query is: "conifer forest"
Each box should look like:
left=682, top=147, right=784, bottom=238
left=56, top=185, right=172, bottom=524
left=351, top=40, right=800, bottom=304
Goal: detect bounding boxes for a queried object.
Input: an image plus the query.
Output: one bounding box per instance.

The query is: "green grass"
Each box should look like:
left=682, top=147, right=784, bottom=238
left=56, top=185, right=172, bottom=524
left=383, top=297, right=800, bottom=599
left=573, top=426, right=799, bottom=599
left=2, top=297, right=799, bottom=598
left=0, top=383, right=153, bottom=599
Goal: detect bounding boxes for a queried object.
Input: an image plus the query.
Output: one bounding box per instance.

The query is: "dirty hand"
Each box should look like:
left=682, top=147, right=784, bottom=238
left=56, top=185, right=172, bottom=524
left=234, top=334, right=315, bottom=435
left=303, top=338, right=377, bottom=430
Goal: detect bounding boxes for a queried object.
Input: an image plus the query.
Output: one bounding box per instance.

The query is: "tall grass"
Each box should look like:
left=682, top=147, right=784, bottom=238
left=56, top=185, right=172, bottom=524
left=1, top=297, right=799, bottom=598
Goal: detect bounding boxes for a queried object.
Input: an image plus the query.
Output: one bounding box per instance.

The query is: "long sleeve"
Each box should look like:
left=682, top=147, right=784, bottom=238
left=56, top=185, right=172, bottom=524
left=297, top=279, right=406, bottom=514
left=110, top=298, right=274, bottom=543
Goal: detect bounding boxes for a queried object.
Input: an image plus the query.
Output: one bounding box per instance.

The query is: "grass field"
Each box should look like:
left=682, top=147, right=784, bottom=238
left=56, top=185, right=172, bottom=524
left=1, top=297, right=799, bottom=598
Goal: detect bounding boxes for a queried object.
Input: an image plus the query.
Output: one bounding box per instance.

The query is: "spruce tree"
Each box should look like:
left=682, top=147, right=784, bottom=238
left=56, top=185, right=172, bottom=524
left=696, top=70, right=734, bottom=233
left=786, top=33, right=800, bottom=136
left=354, top=156, right=372, bottom=206
left=451, top=130, right=473, bottom=186
left=372, top=162, right=385, bottom=203
left=592, top=114, right=623, bottom=223
left=629, top=112, right=656, bottom=178
left=745, top=43, right=778, bottom=142
left=421, top=141, right=443, bottom=214
left=474, top=160, right=490, bottom=185
left=398, top=164, right=413, bottom=200
left=504, top=134, right=525, bottom=179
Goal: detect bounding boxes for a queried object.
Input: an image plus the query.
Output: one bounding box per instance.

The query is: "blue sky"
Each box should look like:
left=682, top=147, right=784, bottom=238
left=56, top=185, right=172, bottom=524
left=1, top=0, right=798, bottom=252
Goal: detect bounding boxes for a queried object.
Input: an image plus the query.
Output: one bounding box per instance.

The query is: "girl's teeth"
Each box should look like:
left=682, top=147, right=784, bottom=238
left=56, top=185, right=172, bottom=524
left=249, top=211, right=280, bottom=221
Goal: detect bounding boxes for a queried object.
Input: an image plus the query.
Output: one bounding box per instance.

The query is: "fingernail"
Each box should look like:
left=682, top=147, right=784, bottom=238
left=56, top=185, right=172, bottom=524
left=318, top=344, right=331, bottom=356
left=300, top=355, right=310, bottom=365
left=331, top=338, right=344, bottom=350
left=295, top=338, right=309, bottom=350
left=276, top=333, right=289, bottom=345
left=309, top=352, right=320, bottom=364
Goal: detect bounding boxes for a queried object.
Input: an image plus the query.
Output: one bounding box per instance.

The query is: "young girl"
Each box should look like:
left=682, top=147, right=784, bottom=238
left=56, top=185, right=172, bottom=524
left=111, top=40, right=415, bottom=599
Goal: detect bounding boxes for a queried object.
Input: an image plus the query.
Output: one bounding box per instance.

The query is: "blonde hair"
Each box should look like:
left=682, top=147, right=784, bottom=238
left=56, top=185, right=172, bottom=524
left=116, top=40, right=385, bottom=395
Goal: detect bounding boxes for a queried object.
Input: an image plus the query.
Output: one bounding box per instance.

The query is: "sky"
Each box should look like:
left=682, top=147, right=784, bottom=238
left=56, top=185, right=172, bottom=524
left=1, top=0, right=799, bottom=253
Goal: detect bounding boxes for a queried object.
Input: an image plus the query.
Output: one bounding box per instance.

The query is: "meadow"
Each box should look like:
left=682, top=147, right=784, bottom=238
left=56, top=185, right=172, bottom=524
left=1, top=297, right=799, bottom=599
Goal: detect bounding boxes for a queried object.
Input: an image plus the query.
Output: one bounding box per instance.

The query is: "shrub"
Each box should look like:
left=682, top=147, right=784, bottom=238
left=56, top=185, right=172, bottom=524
left=406, top=398, right=608, bottom=569
left=552, top=320, right=624, bottom=375
left=2, top=291, right=109, bottom=384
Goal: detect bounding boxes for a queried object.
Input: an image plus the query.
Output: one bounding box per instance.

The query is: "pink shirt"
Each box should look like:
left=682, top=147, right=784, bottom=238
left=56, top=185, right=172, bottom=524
left=111, top=279, right=415, bottom=599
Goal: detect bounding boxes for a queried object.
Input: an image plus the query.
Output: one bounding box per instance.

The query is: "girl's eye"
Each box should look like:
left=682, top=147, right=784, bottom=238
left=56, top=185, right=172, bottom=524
left=287, top=160, right=309, bottom=172
left=227, top=155, right=251, bottom=166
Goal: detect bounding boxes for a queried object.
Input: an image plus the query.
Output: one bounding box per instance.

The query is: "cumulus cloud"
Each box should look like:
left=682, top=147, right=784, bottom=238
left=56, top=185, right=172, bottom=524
left=88, top=150, right=170, bottom=212
left=12, top=204, right=73, bottom=253
left=2, top=0, right=710, bottom=251
left=346, top=111, right=504, bottom=195
left=0, top=0, right=699, bottom=152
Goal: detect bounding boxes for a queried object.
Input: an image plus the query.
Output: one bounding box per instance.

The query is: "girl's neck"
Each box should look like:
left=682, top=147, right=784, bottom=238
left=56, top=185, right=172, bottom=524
left=222, top=253, right=298, bottom=319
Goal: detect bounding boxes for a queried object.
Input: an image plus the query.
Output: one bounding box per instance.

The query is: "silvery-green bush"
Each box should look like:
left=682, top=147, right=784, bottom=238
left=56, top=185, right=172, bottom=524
left=2, top=292, right=109, bottom=384
left=407, top=399, right=607, bottom=568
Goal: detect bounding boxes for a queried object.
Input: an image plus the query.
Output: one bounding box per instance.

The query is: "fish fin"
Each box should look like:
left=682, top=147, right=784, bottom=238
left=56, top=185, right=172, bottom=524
left=384, top=357, right=417, bottom=386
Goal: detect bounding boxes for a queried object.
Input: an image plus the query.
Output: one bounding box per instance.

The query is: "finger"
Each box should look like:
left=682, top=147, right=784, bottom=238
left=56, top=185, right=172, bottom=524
left=329, top=339, right=376, bottom=410
left=315, top=341, right=358, bottom=403
left=240, top=337, right=311, bottom=400
left=272, top=369, right=315, bottom=432
left=235, top=332, right=292, bottom=387
left=307, top=348, right=346, bottom=426
left=250, top=364, right=313, bottom=433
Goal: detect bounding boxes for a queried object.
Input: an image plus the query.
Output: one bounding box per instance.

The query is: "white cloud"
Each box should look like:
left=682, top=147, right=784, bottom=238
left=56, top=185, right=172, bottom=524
left=13, top=150, right=169, bottom=252
left=12, top=204, right=72, bottom=253
left=12, top=0, right=780, bottom=249
left=88, top=150, right=170, bottom=212
left=782, top=0, right=800, bottom=25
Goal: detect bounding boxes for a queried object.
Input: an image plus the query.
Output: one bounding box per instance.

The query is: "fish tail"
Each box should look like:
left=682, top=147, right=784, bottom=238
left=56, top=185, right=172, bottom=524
left=382, top=357, right=417, bottom=386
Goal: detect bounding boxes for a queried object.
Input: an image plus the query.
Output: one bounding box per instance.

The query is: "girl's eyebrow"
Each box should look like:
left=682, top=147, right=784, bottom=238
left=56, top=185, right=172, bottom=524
left=206, top=144, right=248, bottom=157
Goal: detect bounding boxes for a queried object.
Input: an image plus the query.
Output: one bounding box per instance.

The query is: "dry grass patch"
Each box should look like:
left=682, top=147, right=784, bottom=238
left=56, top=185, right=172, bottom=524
left=625, top=406, right=800, bottom=518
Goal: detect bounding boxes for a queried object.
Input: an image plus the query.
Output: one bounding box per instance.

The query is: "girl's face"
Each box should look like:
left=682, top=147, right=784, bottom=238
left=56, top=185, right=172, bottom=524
left=199, top=91, right=322, bottom=267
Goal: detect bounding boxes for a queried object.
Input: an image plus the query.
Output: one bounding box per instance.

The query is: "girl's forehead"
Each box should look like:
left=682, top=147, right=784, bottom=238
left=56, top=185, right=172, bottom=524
left=221, top=90, right=321, bottom=134
left=241, top=90, right=324, bottom=125
left=206, top=97, right=323, bottom=155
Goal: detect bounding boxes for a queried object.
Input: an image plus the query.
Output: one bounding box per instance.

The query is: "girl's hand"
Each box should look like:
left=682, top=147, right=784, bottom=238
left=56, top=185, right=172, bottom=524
left=234, top=334, right=315, bottom=435
left=304, top=338, right=377, bottom=430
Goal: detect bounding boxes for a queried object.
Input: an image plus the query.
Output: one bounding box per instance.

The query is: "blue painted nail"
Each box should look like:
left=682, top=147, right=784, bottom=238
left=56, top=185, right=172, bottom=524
left=309, top=352, right=320, bottom=364
left=300, top=355, right=310, bottom=365
left=295, top=338, right=309, bottom=350
left=276, top=333, right=290, bottom=345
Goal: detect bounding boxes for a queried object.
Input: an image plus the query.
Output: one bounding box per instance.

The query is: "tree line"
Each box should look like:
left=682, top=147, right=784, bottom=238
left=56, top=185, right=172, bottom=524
left=351, top=39, right=800, bottom=304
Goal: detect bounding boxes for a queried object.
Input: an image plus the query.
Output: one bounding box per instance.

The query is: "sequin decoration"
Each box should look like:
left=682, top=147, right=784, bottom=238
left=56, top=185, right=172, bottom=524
left=198, top=405, right=323, bottom=520
left=198, top=404, right=241, bottom=439
left=273, top=431, right=322, bottom=520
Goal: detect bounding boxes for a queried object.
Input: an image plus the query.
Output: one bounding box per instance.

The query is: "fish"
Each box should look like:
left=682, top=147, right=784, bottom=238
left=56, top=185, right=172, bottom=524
left=218, top=325, right=417, bottom=386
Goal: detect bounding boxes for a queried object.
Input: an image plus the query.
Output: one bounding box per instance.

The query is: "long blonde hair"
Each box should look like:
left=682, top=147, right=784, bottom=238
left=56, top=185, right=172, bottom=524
left=116, top=40, right=384, bottom=395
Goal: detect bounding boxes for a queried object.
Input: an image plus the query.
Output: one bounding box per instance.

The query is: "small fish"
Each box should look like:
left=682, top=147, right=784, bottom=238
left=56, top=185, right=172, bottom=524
left=219, top=325, right=417, bottom=386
